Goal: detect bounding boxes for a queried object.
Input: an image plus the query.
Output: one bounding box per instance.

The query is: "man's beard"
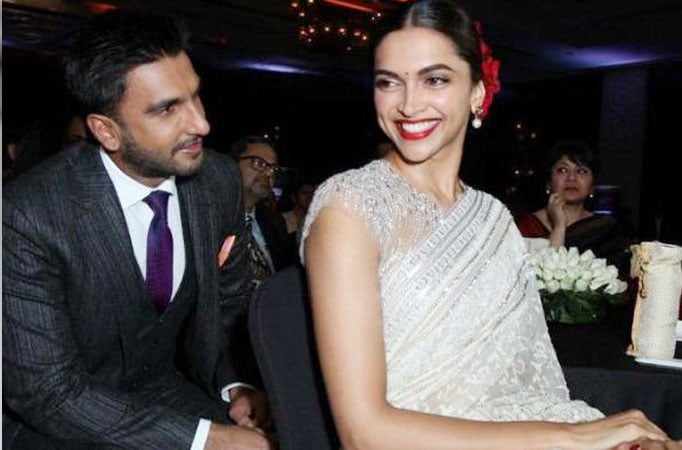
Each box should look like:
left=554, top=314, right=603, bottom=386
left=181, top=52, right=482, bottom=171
left=118, top=124, right=203, bottom=179
left=252, top=179, right=273, bottom=200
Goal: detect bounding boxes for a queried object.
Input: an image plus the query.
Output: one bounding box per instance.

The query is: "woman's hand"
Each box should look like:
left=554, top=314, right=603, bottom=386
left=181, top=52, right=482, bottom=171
left=613, top=438, right=682, bottom=450
left=569, top=410, right=669, bottom=450
left=547, top=192, right=567, bottom=228
left=546, top=192, right=567, bottom=247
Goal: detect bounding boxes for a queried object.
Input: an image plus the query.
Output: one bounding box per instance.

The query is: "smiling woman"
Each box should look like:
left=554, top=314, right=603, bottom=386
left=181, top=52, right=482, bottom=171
left=299, top=1, right=677, bottom=449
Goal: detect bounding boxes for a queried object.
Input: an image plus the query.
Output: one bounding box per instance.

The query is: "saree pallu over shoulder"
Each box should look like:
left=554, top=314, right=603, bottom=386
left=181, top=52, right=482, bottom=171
left=516, top=211, right=548, bottom=238
left=302, top=160, right=602, bottom=423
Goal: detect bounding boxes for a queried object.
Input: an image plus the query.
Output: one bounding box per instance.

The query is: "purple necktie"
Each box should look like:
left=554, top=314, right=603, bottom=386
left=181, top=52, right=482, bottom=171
left=143, top=191, right=173, bottom=314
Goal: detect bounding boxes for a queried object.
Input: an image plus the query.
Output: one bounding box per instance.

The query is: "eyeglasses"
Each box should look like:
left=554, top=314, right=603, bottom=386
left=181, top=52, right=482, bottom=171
left=239, top=156, right=281, bottom=175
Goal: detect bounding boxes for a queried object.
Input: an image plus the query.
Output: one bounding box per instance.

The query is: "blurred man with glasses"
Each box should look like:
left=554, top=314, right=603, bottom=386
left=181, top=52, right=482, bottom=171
left=230, top=136, right=295, bottom=284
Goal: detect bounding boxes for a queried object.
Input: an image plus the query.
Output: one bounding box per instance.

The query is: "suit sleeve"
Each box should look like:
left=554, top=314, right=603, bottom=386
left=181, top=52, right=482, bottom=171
left=2, top=197, right=199, bottom=448
left=210, top=157, right=263, bottom=392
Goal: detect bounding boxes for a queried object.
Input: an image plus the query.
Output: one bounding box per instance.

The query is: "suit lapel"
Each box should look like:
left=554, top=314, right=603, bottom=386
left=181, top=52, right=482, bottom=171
left=68, top=144, right=149, bottom=355
left=177, top=174, right=219, bottom=302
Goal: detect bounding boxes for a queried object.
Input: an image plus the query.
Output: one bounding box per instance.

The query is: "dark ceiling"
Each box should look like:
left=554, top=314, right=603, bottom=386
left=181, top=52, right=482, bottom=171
left=3, top=0, right=682, bottom=84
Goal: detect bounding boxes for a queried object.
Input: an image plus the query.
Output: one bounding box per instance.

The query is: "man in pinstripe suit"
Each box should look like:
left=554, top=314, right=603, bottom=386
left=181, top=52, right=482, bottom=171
left=3, top=9, right=272, bottom=449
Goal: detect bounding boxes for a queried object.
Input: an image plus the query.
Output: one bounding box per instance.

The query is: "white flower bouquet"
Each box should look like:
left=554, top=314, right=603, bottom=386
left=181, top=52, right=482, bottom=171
left=528, top=246, right=629, bottom=324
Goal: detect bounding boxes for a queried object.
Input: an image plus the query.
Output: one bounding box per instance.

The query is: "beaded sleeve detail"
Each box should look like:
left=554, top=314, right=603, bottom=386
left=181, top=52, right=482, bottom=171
left=301, top=159, right=442, bottom=269
left=301, top=159, right=602, bottom=422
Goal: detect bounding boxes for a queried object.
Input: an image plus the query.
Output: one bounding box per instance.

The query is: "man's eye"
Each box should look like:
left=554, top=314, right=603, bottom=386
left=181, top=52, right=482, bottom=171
left=157, top=104, right=176, bottom=115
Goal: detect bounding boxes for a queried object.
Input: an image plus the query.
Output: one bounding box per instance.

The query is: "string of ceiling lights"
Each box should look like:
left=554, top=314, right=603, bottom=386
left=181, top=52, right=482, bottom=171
left=289, top=0, right=412, bottom=52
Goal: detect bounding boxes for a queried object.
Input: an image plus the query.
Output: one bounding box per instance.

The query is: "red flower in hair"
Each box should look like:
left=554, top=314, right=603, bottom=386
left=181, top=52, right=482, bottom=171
left=475, top=21, right=501, bottom=119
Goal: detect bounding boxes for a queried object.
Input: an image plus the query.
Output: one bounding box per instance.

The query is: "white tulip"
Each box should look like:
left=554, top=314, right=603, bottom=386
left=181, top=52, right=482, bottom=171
left=605, top=265, right=618, bottom=280
left=553, top=268, right=567, bottom=280
left=546, top=279, right=561, bottom=293
left=590, top=278, right=609, bottom=291
left=575, top=279, right=589, bottom=291
left=616, top=280, right=628, bottom=294
left=578, top=268, right=593, bottom=281
left=580, top=249, right=596, bottom=262
left=590, top=258, right=607, bottom=270
left=543, top=257, right=557, bottom=270
left=591, top=266, right=608, bottom=280
left=567, top=246, right=580, bottom=262
left=560, top=277, right=574, bottom=290
left=529, top=245, right=626, bottom=299
left=549, top=248, right=562, bottom=266
left=565, top=266, right=580, bottom=281
left=605, top=280, right=620, bottom=295
left=567, top=253, right=580, bottom=268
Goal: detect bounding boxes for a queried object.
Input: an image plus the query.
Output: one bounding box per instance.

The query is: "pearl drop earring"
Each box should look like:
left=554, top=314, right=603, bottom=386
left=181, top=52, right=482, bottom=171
left=472, top=107, right=483, bottom=129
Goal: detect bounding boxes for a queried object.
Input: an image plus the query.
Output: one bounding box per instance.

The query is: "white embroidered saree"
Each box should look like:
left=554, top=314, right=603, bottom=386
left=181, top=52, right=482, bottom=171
left=302, top=159, right=602, bottom=422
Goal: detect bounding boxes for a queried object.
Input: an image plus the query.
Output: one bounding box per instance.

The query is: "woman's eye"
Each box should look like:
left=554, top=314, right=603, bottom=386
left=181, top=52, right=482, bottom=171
left=556, top=167, right=568, bottom=174
left=577, top=167, right=590, bottom=175
left=374, top=78, right=399, bottom=90
left=425, top=76, right=449, bottom=86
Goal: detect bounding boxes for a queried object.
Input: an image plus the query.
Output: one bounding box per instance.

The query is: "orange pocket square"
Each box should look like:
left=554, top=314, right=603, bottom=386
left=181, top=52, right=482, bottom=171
left=217, top=234, right=236, bottom=267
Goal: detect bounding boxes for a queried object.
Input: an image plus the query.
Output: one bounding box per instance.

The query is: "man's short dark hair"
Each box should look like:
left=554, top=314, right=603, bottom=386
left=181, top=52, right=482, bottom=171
left=63, top=8, right=190, bottom=118
left=229, top=136, right=275, bottom=160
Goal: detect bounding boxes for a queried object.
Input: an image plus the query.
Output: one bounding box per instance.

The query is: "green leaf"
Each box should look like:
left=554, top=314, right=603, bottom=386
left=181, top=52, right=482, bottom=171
left=539, top=288, right=627, bottom=325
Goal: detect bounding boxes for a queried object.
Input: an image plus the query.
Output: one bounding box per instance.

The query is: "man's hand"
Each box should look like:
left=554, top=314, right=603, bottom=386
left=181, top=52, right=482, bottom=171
left=205, top=423, right=274, bottom=450
left=228, top=387, right=271, bottom=429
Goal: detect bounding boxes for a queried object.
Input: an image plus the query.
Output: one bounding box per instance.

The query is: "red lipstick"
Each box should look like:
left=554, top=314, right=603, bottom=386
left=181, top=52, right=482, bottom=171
left=395, top=119, right=439, bottom=140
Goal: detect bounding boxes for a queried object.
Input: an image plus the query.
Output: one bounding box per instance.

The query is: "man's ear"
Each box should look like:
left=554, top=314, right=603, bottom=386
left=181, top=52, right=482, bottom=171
left=86, top=114, right=122, bottom=151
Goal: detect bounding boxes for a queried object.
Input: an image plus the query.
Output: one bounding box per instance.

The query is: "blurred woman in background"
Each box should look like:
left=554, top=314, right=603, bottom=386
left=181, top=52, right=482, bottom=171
left=516, top=141, right=633, bottom=277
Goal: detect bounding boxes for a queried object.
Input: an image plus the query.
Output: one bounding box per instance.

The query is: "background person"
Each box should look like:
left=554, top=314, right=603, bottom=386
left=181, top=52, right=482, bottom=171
left=516, top=141, right=633, bottom=277
left=280, top=180, right=317, bottom=249
left=230, top=136, right=295, bottom=284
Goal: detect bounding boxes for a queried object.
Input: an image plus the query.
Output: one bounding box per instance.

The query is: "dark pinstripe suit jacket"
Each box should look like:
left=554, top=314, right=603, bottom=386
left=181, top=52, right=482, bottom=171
left=2, top=142, right=254, bottom=448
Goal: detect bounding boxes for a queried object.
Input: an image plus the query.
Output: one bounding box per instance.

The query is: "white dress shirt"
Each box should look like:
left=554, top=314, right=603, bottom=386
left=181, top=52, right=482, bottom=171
left=99, top=149, right=185, bottom=297
left=99, top=149, right=212, bottom=449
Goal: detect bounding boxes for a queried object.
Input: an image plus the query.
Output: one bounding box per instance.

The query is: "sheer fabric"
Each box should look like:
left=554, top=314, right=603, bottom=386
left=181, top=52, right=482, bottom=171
left=301, top=159, right=602, bottom=422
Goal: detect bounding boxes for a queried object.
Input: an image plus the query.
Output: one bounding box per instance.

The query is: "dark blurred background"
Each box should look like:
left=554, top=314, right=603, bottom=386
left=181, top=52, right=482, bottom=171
left=3, top=0, right=682, bottom=240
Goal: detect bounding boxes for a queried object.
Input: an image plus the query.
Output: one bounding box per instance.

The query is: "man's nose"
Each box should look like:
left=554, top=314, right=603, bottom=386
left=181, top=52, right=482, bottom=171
left=186, top=101, right=210, bottom=136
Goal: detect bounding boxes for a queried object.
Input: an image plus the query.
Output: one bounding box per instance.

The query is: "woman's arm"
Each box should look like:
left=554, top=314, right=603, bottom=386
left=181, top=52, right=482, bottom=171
left=304, top=206, right=667, bottom=450
left=545, top=193, right=567, bottom=247
left=614, top=438, right=682, bottom=450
